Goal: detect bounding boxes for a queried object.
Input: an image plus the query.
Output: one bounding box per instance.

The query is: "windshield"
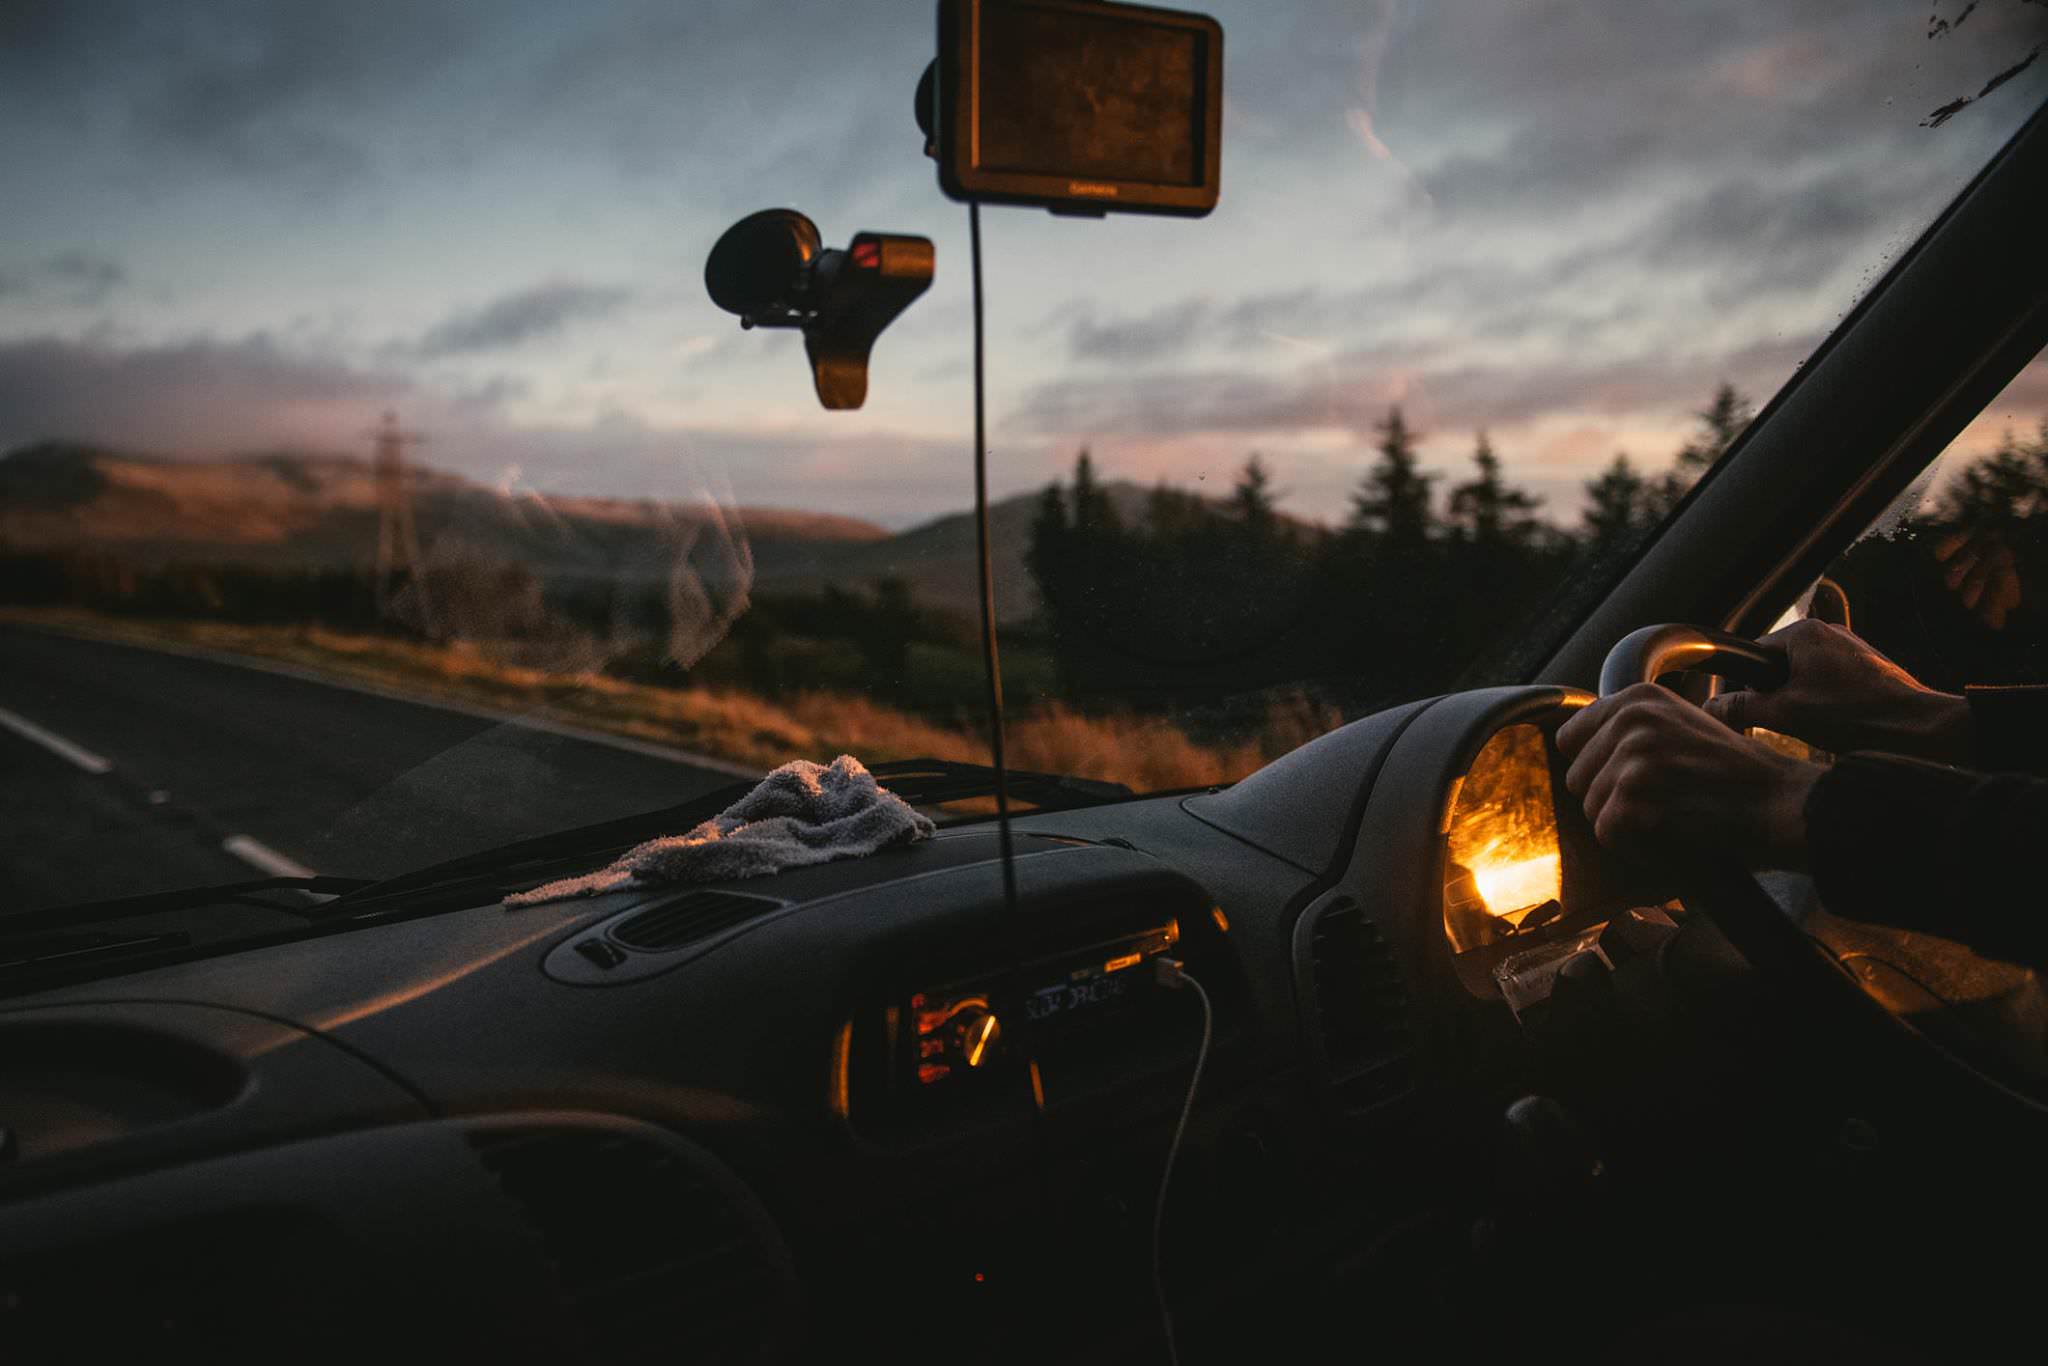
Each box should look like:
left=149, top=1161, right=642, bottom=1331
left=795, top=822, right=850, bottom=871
left=3, top=1, right=2045, bottom=907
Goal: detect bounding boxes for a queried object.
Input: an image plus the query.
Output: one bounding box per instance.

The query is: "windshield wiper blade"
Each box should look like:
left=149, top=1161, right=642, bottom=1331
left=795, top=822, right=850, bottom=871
left=0, top=876, right=373, bottom=938
left=318, top=779, right=762, bottom=911
left=1, top=927, right=193, bottom=976
left=322, top=758, right=1133, bottom=915
left=867, top=758, right=1133, bottom=807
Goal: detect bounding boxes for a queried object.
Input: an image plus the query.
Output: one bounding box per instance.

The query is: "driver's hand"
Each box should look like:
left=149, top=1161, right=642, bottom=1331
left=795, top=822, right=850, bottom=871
left=1700, top=619, right=1971, bottom=763
left=1558, top=684, right=1822, bottom=869
left=1933, top=525, right=2023, bottom=631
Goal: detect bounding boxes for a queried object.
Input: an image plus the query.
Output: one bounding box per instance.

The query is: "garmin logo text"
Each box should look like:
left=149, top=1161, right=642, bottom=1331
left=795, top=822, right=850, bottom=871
left=1068, top=181, right=1120, bottom=197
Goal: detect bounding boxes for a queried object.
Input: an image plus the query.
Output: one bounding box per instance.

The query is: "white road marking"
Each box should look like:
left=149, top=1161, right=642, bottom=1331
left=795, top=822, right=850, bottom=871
left=221, top=834, right=316, bottom=879
left=0, top=682, right=324, bottom=885
left=0, top=703, right=113, bottom=774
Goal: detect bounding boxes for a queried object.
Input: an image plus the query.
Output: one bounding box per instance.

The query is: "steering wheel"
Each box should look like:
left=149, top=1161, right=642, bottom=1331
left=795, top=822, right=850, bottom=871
left=1599, top=624, right=2048, bottom=1115
left=1596, top=625, right=1845, bottom=987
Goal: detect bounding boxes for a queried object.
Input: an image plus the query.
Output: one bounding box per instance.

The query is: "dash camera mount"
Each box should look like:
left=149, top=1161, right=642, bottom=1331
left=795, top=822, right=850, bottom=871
left=703, top=208, right=934, bottom=411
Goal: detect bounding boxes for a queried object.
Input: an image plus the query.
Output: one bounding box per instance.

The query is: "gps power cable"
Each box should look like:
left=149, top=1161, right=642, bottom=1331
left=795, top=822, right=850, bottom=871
left=1152, top=956, right=1214, bottom=1366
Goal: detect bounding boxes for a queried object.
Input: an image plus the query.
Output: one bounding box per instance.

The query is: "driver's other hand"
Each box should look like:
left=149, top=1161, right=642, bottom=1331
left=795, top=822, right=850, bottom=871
left=1933, top=525, right=2022, bottom=631
left=1700, top=618, right=1971, bottom=763
left=1558, top=684, right=1822, bottom=869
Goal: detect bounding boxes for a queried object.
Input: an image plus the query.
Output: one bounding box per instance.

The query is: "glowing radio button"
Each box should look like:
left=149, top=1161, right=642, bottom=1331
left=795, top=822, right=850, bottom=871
left=964, top=1012, right=1000, bottom=1068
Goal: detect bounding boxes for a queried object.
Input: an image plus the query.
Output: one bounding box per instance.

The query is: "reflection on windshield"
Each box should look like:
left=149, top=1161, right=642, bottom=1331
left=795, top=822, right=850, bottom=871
left=1823, top=348, right=2048, bottom=689
left=0, top=1, right=2043, bottom=910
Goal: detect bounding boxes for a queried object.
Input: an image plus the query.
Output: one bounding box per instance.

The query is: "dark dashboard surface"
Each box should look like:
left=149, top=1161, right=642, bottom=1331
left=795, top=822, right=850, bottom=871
left=0, top=688, right=1581, bottom=1361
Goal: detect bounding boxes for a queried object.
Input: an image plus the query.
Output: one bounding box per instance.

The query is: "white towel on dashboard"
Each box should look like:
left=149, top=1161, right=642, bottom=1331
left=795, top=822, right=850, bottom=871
left=504, top=754, right=935, bottom=906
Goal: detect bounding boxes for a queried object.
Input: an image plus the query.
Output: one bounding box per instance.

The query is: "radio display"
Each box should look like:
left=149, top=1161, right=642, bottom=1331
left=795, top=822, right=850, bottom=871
left=1027, top=969, right=1135, bottom=1022
left=1024, top=925, right=1176, bottom=1025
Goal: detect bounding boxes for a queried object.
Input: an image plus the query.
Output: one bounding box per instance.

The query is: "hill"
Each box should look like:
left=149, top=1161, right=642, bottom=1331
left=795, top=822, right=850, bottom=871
left=758, top=483, right=1158, bottom=622
left=0, top=439, right=888, bottom=594
left=0, top=443, right=1306, bottom=624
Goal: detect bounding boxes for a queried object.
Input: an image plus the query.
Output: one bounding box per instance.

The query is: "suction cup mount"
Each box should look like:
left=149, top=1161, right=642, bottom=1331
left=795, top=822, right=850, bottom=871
left=704, top=208, right=934, bottom=410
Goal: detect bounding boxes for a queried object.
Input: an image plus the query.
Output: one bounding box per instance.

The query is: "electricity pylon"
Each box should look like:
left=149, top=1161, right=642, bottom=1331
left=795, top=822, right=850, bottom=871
left=370, top=410, right=434, bottom=634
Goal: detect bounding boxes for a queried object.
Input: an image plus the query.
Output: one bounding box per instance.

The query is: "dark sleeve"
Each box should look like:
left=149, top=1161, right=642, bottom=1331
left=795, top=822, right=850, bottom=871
left=1804, top=753, right=2048, bottom=972
left=1966, top=685, right=2048, bottom=776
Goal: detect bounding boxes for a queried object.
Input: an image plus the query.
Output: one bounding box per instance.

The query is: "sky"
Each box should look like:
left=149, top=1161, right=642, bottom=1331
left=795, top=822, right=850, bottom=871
left=1, top=0, right=2044, bottom=529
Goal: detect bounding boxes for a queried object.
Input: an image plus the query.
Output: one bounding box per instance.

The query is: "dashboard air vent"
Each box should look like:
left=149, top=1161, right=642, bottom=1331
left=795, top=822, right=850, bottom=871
left=471, top=1124, right=789, bottom=1364
left=610, top=890, right=779, bottom=951
left=1303, top=898, right=1415, bottom=1117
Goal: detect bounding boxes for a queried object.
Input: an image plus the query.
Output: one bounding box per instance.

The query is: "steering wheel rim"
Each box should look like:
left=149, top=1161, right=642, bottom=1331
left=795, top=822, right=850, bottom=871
left=1598, top=623, right=2048, bottom=1119
left=1595, top=625, right=1856, bottom=999
left=1597, top=623, right=1789, bottom=699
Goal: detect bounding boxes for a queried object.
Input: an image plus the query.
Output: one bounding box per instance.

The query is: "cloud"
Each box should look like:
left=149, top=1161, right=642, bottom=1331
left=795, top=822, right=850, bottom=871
left=0, top=1, right=492, bottom=186
left=0, top=329, right=988, bottom=525
left=1042, top=142, right=1946, bottom=385
left=413, top=282, right=632, bottom=357
left=1630, top=161, right=1943, bottom=307
left=0, top=333, right=412, bottom=454
left=1067, top=298, right=1214, bottom=363
left=1210, top=260, right=1594, bottom=351
left=1397, top=2, right=2045, bottom=220
left=0, top=251, right=128, bottom=306
left=1004, top=335, right=1816, bottom=451
left=0, top=0, right=932, bottom=202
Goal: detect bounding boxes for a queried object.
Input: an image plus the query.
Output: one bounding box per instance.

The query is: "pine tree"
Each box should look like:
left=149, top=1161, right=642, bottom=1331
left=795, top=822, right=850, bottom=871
left=1070, top=449, right=1121, bottom=537
left=1940, top=424, right=2048, bottom=528
left=1229, top=453, right=1282, bottom=541
left=1583, top=453, right=1651, bottom=559
left=1654, top=382, right=1756, bottom=515
left=1447, top=432, right=1542, bottom=547
left=1676, top=382, right=1754, bottom=474
left=1025, top=481, right=1070, bottom=613
left=1349, top=407, right=1437, bottom=546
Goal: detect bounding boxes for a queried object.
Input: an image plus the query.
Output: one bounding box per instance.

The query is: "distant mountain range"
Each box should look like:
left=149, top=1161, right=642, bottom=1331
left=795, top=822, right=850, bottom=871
left=0, top=442, right=1177, bottom=623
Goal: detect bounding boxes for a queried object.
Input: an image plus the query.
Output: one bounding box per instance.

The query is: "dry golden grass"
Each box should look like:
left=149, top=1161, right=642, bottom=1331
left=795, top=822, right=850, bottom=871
left=0, top=607, right=1301, bottom=793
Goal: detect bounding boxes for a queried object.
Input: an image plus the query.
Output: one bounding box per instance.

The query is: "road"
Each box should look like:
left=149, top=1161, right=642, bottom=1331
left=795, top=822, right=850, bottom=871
left=0, top=625, right=751, bottom=914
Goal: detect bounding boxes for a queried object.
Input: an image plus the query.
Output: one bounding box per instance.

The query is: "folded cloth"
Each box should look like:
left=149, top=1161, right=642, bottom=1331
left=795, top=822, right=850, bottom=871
left=505, top=754, right=935, bottom=906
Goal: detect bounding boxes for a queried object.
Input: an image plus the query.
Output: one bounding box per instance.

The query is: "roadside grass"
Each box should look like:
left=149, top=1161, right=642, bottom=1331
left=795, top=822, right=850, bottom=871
left=0, top=607, right=1305, bottom=793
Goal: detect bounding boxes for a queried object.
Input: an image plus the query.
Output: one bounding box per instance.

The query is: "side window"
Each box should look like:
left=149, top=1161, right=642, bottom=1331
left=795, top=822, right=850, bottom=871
left=1800, top=348, right=2048, bottom=690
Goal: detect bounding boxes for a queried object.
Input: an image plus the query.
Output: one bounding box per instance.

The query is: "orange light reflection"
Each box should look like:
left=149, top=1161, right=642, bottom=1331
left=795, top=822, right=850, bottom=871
left=1445, top=723, right=1563, bottom=953
left=1470, top=847, right=1562, bottom=920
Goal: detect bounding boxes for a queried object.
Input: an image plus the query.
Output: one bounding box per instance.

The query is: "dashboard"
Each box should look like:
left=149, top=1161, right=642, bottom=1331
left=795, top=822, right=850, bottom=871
left=0, top=683, right=1638, bottom=1362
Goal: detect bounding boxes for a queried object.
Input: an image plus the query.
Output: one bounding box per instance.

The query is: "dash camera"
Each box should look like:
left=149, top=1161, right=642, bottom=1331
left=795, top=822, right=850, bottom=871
left=703, top=208, right=934, bottom=411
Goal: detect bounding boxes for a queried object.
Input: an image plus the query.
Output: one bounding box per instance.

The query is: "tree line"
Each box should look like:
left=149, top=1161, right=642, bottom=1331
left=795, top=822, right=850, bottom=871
left=1025, top=384, right=1760, bottom=715
left=1028, top=382, right=2048, bottom=717
left=8, top=379, right=2039, bottom=736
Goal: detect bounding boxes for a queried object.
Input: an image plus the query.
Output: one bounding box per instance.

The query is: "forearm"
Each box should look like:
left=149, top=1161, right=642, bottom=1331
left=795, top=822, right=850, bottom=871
left=1965, top=685, right=2048, bottom=775
left=1804, top=754, right=2048, bottom=971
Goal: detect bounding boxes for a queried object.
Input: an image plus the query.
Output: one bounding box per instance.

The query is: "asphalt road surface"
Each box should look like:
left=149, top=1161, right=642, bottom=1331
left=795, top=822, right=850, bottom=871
left=0, top=625, right=752, bottom=914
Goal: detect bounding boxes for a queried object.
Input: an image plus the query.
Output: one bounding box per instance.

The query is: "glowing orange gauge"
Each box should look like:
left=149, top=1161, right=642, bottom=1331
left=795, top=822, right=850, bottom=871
left=1444, top=723, right=1563, bottom=954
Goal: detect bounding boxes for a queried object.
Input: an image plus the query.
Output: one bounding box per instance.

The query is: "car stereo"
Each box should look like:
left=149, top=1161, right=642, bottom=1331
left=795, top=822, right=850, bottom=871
left=835, top=915, right=1192, bottom=1133
left=904, top=920, right=1180, bottom=1096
